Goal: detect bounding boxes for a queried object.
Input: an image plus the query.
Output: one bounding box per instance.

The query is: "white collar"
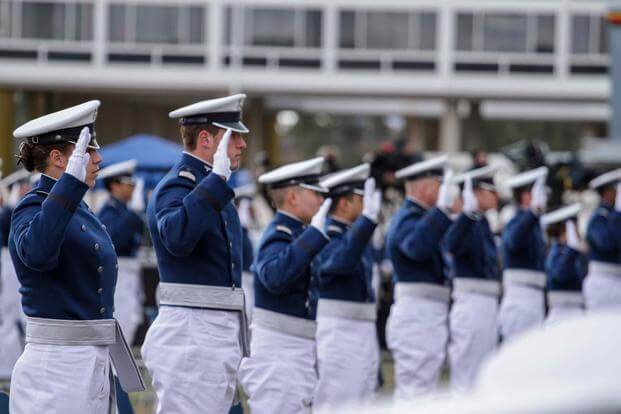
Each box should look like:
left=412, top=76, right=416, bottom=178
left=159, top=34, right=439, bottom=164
left=329, top=215, right=352, bottom=226
left=277, top=209, right=305, bottom=224
left=183, top=151, right=213, bottom=168
left=42, top=173, right=58, bottom=182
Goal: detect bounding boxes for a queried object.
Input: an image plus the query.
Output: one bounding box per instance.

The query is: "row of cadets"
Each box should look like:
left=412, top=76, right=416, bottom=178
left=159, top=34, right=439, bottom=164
left=313, top=163, right=382, bottom=410
left=385, top=155, right=455, bottom=400
left=140, top=94, right=249, bottom=413
left=540, top=203, right=588, bottom=323
left=239, top=157, right=332, bottom=414
left=444, top=166, right=501, bottom=392
left=97, top=159, right=145, bottom=346
left=0, top=169, right=31, bottom=380
left=9, top=101, right=144, bottom=413
left=498, top=166, right=549, bottom=341
left=584, top=168, right=621, bottom=309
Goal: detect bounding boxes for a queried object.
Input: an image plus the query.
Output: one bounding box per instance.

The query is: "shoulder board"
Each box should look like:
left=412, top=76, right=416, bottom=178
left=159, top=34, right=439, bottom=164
left=178, top=169, right=196, bottom=183
left=596, top=207, right=609, bottom=217
left=275, top=225, right=293, bottom=236
left=327, top=225, right=344, bottom=234
left=35, top=190, right=49, bottom=197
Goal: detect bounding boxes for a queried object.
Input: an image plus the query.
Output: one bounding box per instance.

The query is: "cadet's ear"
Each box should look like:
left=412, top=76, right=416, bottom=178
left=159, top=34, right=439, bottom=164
left=286, top=187, right=297, bottom=206
left=196, top=129, right=214, bottom=150
left=49, top=148, right=68, bottom=169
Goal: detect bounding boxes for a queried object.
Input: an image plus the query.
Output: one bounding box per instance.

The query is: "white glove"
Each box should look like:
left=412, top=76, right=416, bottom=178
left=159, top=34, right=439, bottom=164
left=615, top=182, right=621, bottom=212
left=311, top=198, right=332, bottom=236
left=462, top=176, right=479, bottom=214
left=530, top=175, right=547, bottom=212
left=436, top=169, right=454, bottom=211
left=565, top=220, right=582, bottom=251
left=362, top=178, right=381, bottom=223
left=213, top=128, right=232, bottom=181
left=129, top=177, right=145, bottom=213
left=7, top=183, right=21, bottom=209
left=238, top=198, right=252, bottom=228
left=65, top=127, right=91, bottom=183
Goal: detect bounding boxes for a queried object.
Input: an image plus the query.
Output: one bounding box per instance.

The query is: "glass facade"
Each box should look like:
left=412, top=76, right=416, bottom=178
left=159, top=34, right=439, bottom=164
left=571, top=14, right=607, bottom=55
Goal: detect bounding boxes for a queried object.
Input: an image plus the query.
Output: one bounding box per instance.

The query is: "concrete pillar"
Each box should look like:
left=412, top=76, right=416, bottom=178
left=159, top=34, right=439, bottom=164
left=0, top=90, right=15, bottom=176
left=439, top=99, right=461, bottom=153
left=463, top=100, right=483, bottom=151
left=406, top=116, right=425, bottom=152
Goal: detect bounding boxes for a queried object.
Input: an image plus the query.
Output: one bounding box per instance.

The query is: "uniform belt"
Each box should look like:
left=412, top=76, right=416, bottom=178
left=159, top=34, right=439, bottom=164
left=252, top=308, right=316, bottom=339
left=452, top=277, right=501, bottom=297
left=589, top=261, right=621, bottom=278
left=394, top=282, right=451, bottom=303
left=316, top=299, right=377, bottom=321
left=546, top=291, right=584, bottom=308
left=25, top=317, right=146, bottom=392
left=503, top=269, right=546, bottom=289
left=158, top=282, right=250, bottom=357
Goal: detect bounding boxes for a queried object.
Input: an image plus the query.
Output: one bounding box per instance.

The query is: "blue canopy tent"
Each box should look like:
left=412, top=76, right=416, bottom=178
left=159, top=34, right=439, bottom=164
left=98, top=134, right=183, bottom=190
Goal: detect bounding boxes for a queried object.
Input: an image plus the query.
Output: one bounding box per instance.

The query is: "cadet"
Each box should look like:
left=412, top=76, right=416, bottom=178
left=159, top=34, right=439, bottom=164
left=313, top=163, right=382, bottom=409
left=385, top=155, right=455, bottom=400
left=10, top=101, right=143, bottom=413
left=0, top=169, right=30, bottom=380
left=445, top=166, right=501, bottom=392
left=498, top=167, right=548, bottom=341
left=141, top=94, right=249, bottom=413
left=540, top=203, right=587, bottom=323
left=97, top=160, right=144, bottom=345
left=239, top=157, right=331, bottom=414
left=583, top=169, right=621, bottom=309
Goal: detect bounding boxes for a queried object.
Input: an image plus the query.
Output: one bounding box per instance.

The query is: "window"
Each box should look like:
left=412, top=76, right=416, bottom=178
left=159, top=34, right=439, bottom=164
left=571, top=14, right=608, bottom=54
left=457, top=12, right=555, bottom=54
left=20, top=2, right=93, bottom=40
left=0, top=1, right=13, bottom=37
left=339, top=10, right=436, bottom=50
left=241, top=7, right=322, bottom=48
left=109, top=4, right=205, bottom=44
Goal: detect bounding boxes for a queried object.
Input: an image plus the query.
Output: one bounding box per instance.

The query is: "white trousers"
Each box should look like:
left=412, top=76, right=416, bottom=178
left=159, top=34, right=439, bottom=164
left=545, top=305, right=583, bottom=325
left=498, top=284, right=544, bottom=342
left=314, top=316, right=379, bottom=410
left=448, top=291, right=498, bottom=393
left=113, top=257, right=143, bottom=345
left=386, top=296, right=449, bottom=401
left=239, top=325, right=316, bottom=414
left=0, top=247, right=25, bottom=379
left=141, top=306, right=241, bottom=414
left=583, top=273, right=621, bottom=310
left=10, top=343, right=111, bottom=414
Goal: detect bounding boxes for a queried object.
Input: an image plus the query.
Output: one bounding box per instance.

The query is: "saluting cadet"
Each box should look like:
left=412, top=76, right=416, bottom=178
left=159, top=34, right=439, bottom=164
left=445, top=167, right=501, bottom=392
left=0, top=169, right=30, bottom=380
left=97, top=160, right=144, bottom=345
left=540, top=203, right=587, bottom=323
left=239, top=157, right=331, bottom=414
left=141, top=94, right=249, bottom=413
left=9, top=101, right=144, bottom=414
left=498, top=167, right=548, bottom=341
left=235, top=183, right=257, bottom=322
left=312, top=164, right=382, bottom=410
left=583, top=169, right=621, bottom=309
left=385, top=155, right=455, bottom=400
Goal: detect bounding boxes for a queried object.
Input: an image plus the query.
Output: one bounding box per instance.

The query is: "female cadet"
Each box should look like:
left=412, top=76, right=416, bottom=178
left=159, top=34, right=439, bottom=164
left=9, top=101, right=121, bottom=413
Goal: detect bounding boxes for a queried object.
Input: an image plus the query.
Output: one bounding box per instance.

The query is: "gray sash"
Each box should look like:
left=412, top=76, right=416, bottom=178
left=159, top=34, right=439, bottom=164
left=547, top=291, right=584, bottom=308
left=316, top=299, right=377, bottom=321
left=395, top=282, right=451, bottom=303
left=252, top=308, right=317, bottom=339
left=158, top=282, right=250, bottom=357
left=503, top=269, right=546, bottom=289
left=588, top=261, right=621, bottom=278
left=452, top=278, right=501, bottom=297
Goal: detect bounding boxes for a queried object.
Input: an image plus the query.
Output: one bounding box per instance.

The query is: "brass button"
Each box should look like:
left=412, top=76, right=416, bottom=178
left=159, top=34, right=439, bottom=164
left=94, top=243, right=100, bottom=251
left=81, top=224, right=86, bottom=232
left=97, top=288, right=103, bottom=294
left=101, top=224, right=107, bottom=230
left=99, top=307, right=105, bottom=314
left=97, top=266, right=104, bottom=273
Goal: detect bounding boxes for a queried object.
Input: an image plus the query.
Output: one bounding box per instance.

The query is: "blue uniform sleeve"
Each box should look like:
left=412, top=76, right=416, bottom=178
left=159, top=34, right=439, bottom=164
left=502, top=210, right=540, bottom=251
left=587, top=212, right=621, bottom=255
left=11, top=173, right=88, bottom=271
left=398, top=207, right=452, bottom=261
left=319, top=216, right=376, bottom=275
left=546, top=246, right=580, bottom=288
left=445, top=213, right=478, bottom=256
left=100, top=207, right=143, bottom=253
left=155, top=173, right=234, bottom=257
left=255, top=227, right=329, bottom=295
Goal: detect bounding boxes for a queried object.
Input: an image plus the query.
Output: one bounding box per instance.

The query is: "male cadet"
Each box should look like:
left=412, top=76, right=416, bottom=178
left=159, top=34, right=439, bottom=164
left=97, top=159, right=144, bottom=345
left=312, top=163, right=382, bottom=409
left=498, top=167, right=548, bottom=341
left=445, top=167, right=501, bottom=392
left=141, top=94, right=248, bottom=413
left=385, top=155, right=455, bottom=400
left=0, top=169, right=30, bottom=380
left=583, top=168, right=621, bottom=309
left=239, top=157, right=332, bottom=414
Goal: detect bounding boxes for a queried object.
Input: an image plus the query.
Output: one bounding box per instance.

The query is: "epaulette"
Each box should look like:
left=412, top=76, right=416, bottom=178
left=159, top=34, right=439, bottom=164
left=327, top=225, right=343, bottom=234
left=596, top=207, right=609, bottom=217
left=276, top=225, right=293, bottom=236
left=178, top=168, right=197, bottom=183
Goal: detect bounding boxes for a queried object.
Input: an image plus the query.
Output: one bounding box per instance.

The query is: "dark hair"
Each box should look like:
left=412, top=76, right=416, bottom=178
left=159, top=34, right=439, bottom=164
left=180, top=124, right=220, bottom=150
left=512, top=185, right=529, bottom=204
left=329, top=193, right=355, bottom=214
left=17, top=141, right=73, bottom=173
left=546, top=221, right=565, bottom=240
